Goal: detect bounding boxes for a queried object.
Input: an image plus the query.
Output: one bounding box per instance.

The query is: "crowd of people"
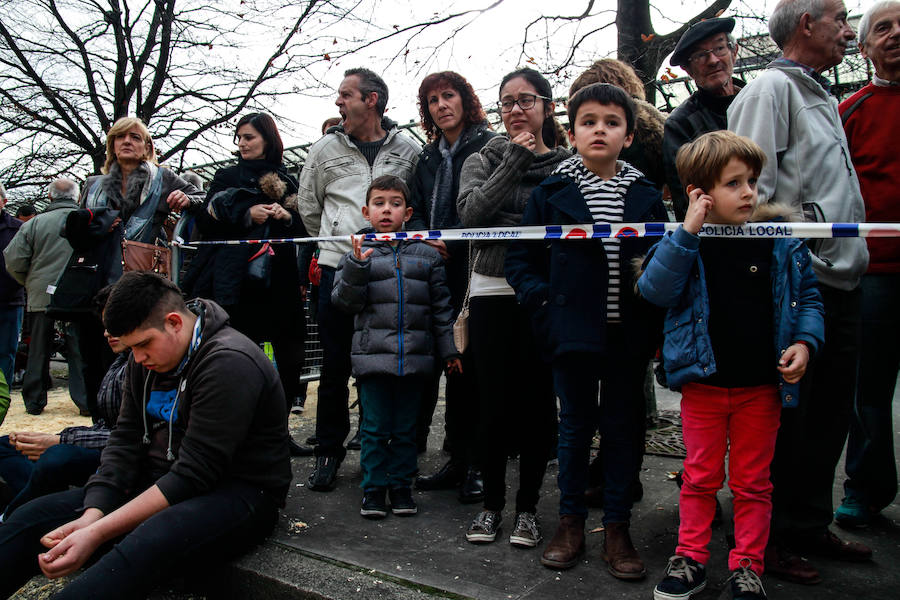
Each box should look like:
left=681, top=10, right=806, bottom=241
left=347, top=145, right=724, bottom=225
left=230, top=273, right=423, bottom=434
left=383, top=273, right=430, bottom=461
left=0, top=0, right=897, bottom=598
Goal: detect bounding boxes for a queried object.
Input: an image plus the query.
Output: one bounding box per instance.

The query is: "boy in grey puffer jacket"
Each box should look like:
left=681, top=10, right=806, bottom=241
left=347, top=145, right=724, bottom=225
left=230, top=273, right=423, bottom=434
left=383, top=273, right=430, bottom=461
left=332, top=175, right=461, bottom=520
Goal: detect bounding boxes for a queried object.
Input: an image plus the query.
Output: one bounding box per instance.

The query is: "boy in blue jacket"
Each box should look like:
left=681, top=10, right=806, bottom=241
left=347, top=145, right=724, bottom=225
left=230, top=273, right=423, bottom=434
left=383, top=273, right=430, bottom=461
left=332, top=175, right=461, bottom=520
left=638, top=131, right=824, bottom=600
left=505, top=83, right=667, bottom=578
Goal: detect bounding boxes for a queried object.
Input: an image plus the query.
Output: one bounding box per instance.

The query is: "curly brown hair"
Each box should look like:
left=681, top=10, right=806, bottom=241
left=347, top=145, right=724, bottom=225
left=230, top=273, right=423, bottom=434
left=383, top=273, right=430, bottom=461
left=417, top=71, right=487, bottom=143
left=568, top=58, right=646, bottom=100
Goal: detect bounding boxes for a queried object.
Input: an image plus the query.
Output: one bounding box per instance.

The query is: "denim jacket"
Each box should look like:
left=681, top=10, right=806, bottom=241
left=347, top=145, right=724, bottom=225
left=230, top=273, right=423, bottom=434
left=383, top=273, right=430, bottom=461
left=637, top=221, right=825, bottom=407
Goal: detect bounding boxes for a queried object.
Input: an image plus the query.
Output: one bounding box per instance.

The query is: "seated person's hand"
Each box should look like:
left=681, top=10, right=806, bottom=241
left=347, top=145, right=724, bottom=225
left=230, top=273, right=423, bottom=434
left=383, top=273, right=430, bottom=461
left=248, top=204, right=275, bottom=225
left=445, top=358, right=463, bottom=375
left=777, top=342, right=810, bottom=384
left=38, top=508, right=105, bottom=578
left=10, top=431, right=61, bottom=461
left=683, top=186, right=713, bottom=235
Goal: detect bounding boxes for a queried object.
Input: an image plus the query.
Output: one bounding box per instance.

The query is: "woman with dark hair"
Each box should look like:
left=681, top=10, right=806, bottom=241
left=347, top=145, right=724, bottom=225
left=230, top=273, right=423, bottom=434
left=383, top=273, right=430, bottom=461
left=455, top=67, right=569, bottom=549
left=408, top=72, right=495, bottom=502
left=183, top=113, right=309, bottom=454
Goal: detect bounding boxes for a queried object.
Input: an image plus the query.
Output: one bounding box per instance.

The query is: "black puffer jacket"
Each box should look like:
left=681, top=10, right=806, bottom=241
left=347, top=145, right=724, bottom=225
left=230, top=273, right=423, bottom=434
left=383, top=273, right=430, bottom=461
left=332, top=240, right=457, bottom=378
left=183, top=159, right=306, bottom=329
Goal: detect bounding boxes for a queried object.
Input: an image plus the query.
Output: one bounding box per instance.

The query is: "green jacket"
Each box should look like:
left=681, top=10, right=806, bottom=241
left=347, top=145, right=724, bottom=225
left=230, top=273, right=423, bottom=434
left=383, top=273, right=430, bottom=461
left=3, top=200, right=79, bottom=312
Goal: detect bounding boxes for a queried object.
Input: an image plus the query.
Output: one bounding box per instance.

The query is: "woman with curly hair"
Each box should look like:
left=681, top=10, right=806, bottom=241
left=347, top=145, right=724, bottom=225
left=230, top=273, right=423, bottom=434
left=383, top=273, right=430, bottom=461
left=408, top=72, right=495, bottom=502
left=183, top=113, right=309, bottom=453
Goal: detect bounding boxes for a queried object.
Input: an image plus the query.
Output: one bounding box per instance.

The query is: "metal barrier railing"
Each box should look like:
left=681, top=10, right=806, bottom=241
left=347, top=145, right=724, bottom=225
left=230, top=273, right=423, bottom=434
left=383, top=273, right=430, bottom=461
left=170, top=214, right=322, bottom=381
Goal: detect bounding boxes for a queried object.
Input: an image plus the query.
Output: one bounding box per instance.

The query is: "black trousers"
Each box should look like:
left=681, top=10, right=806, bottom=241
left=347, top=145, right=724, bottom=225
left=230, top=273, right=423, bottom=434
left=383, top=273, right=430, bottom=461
left=0, top=482, right=278, bottom=600
left=770, top=284, right=862, bottom=543
left=313, top=266, right=355, bottom=460
left=469, top=295, right=556, bottom=514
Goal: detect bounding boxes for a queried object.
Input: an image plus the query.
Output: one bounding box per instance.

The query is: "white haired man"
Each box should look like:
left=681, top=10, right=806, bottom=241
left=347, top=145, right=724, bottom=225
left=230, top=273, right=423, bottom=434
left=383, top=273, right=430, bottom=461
left=729, top=0, right=872, bottom=585
left=4, top=179, right=88, bottom=415
left=834, top=0, right=900, bottom=529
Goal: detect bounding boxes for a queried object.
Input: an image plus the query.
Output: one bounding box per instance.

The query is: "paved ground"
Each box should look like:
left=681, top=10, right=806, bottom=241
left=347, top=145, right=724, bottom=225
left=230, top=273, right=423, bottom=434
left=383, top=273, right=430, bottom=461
left=10, top=379, right=900, bottom=599
left=252, top=379, right=900, bottom=600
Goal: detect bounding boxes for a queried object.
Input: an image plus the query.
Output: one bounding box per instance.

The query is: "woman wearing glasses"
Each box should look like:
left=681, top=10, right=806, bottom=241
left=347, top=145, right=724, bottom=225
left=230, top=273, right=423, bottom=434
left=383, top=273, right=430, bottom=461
left=456, top=67, right=569, bottom=549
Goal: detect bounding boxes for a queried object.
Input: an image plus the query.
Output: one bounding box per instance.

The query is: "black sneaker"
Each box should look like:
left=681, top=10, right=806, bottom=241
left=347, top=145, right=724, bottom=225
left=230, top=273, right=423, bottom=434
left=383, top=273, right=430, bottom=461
left=654, top=555, right=707, bottom=600
left=466, top=510, right=502, bottom=543
left=360, top=489, right=388, bottom=519
left=389, top=487, right=418, bottom=516
left=509, top=512, right=541, bottom=548
left=307, top=456, right=340, bottom=491
left=729, top=565, right=767, bottom=600
left=291, top=396, right=305, bottom=414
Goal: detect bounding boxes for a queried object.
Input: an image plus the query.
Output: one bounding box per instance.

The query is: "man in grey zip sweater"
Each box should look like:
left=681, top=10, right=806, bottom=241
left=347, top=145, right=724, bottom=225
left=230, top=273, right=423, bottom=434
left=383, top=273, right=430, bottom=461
left=298, top=68, right=419, bottom=491
left=728, top=0, right=872, bottom=584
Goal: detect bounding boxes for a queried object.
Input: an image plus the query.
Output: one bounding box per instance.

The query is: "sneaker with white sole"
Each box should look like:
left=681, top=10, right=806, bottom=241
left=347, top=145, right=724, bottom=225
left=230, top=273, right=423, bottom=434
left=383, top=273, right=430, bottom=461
left=466, top=510, right=501, bottom=543
left=509, top=512, right=541, bottom=548
left=730, top=564, right=767, bottom=600
left=389, top=487, right=418, bottom=516
left=654, top=555, right=707, bottom=600
left=360, top=489, right=388, bottom=519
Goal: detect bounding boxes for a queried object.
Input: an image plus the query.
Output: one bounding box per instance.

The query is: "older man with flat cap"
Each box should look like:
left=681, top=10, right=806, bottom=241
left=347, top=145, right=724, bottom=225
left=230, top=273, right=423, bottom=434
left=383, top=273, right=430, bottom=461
left=662, top=17, right=744, bottom=220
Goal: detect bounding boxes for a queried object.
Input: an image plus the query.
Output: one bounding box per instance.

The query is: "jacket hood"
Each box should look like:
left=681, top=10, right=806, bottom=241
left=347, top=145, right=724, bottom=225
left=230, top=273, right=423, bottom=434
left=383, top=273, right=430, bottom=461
left=634, top=99, right=665, bottom=162
left=749, top=201, right=801, bottom=223
left=191, top=298, right=231, bottom=344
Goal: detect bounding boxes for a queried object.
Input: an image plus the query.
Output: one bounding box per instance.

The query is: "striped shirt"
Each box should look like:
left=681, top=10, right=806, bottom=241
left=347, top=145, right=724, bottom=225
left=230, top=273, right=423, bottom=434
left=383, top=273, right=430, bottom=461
left=554, top=156, right=643, bottom=322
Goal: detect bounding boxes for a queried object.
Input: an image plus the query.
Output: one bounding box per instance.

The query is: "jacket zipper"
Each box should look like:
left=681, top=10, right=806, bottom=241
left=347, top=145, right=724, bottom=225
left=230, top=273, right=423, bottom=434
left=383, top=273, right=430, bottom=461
left=394, top=245, right=404, bottom=376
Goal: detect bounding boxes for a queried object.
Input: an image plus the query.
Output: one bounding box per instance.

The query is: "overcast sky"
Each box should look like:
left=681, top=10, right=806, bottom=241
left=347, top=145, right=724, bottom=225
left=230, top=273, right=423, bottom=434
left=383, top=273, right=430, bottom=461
left=256, top=0, right=873, bottom=154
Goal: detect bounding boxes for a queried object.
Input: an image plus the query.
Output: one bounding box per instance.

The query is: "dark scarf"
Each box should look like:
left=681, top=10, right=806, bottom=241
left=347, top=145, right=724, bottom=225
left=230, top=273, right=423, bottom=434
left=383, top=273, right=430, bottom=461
left=428, top=129, right=467, bottom=229
left=101, top=161, right=151, bottom=223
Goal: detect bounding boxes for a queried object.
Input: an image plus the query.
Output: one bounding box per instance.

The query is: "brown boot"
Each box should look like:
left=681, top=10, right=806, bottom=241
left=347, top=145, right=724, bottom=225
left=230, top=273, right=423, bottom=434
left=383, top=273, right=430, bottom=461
left=602, top=522, right=646, bottom=580
left=540, top=514, right=585, bottom=570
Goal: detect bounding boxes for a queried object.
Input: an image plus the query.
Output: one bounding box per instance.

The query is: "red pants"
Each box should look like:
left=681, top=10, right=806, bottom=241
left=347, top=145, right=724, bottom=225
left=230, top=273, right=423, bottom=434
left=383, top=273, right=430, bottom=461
left=676, top=382, right=781, bottom=574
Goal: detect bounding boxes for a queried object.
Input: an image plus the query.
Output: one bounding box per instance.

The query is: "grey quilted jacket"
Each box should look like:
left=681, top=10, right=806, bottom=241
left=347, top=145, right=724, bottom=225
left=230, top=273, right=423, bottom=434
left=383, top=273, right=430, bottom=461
left=332, top=240, right=457, bottom=378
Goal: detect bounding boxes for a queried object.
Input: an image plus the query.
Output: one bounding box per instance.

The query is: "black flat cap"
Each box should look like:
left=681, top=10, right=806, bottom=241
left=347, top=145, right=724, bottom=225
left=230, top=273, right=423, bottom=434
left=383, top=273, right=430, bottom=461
left=670, top=17, right=736, bottom=67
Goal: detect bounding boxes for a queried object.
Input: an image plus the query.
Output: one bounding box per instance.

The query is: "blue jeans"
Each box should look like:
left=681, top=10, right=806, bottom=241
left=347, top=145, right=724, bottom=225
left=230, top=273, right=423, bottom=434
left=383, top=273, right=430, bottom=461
left=844, top=273, right=899, bottom=511
left=359, top=375, right=422, bottom=490
left=0, top=481, right=278, bottom=599
left=314, top=266, right=354, bottom=460
left=0, top=436, right=101, bottom=518
left=0, top=305, right=22, bottom=386
left=553, top=348, right=647, bottom=523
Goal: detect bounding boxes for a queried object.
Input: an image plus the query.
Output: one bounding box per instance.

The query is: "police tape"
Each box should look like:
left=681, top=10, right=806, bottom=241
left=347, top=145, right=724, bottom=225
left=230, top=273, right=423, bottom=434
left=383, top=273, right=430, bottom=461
left=172, top=221, right=900, bottom=248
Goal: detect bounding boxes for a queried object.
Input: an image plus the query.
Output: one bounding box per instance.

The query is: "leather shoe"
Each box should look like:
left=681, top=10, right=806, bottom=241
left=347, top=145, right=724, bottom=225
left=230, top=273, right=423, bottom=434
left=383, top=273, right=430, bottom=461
left=458, top=467, right=484, bottom=504
left=603, top=521, right=646, bottom=580
left=289, top=438, right=315, bottom=457
left=308, top=456, right=340, bottom=491
left=415, top=459, right=464, bottom=490
left=764, top=544, right=821, bottom=585
left=794, top=530, right=873, bottom=562
left=346, top=430, right=362, bottom=451
left=541, top=514, right=585, bottom=570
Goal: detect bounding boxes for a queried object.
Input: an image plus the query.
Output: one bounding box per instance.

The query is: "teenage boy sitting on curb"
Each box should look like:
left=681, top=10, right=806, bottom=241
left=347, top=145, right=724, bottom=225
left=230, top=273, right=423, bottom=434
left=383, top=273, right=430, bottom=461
left=0, top=272, right=292, bottom=599
left=505, top=83, right=667, bottom=579
left=332, top=175, right=460, bottom=519
left=638, top=130, right=824, bottom=600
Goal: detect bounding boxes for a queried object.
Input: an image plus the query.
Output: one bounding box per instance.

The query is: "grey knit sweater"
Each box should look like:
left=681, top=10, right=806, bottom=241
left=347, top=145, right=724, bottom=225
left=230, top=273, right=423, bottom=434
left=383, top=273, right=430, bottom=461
left=457, top=136, right=570, bottom=277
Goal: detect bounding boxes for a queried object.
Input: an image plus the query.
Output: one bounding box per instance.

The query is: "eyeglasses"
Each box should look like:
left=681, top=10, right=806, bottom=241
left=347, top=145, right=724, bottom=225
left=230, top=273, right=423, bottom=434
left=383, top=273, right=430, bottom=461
left=497, top=93, right=550, bottom=113
left=686, top=42, right=734, bottom=65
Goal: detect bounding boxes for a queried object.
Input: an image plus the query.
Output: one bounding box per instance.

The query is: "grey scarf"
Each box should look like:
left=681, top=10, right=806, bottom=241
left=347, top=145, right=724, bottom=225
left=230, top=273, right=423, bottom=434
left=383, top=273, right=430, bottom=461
left=429, top=133, right=464, bottom=229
